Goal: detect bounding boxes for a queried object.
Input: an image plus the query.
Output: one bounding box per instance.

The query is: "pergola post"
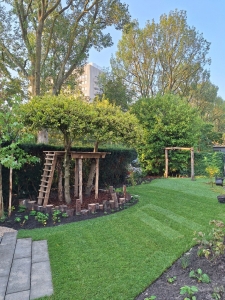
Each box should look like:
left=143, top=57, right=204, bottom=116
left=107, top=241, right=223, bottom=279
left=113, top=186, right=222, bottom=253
left=191, top=147, right=195, bottom=180
left=74, top=158, right=79, bottom=197
left=78, top=158, right=83, bottom=203
left=165, top=149, right=168, bottom=178
left=95, top=158, right=99, bottom=199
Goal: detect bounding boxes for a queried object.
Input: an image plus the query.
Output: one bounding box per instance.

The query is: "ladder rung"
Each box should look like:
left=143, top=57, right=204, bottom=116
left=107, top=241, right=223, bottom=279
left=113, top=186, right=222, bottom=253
left=44, top=163, right=53, bottom=166
left=41, top=180, right=49, bottom=183
left=41, top=175, right=51, bottom=178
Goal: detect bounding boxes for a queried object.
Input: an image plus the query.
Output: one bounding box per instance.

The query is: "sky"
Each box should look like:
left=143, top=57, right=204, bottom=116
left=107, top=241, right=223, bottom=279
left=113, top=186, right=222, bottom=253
left=89, top=0, right=225, bottom=99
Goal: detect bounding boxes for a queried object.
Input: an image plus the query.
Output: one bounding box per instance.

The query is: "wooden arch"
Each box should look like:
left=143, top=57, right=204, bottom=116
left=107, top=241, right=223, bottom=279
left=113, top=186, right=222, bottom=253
left=164, top=147, right=194, bottom=180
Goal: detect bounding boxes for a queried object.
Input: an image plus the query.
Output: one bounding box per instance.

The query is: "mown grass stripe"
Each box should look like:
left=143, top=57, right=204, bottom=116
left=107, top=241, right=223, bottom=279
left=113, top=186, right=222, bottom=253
left=141, top=203, right=204, bottom=231
left=136, top=211, right=183, bottom=240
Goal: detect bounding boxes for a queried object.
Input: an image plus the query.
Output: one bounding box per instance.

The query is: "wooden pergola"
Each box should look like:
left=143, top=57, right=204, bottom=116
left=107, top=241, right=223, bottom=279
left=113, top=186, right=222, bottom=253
left=164, top=147, right=194, bottom=180
left=38, top=151, right=109, bottom=207
left=70, top=152, right=108, bottom=202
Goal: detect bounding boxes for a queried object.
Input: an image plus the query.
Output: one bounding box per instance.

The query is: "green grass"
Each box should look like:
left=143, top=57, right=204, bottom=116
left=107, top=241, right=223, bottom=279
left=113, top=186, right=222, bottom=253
left=17, top=178, right=225, bottom=300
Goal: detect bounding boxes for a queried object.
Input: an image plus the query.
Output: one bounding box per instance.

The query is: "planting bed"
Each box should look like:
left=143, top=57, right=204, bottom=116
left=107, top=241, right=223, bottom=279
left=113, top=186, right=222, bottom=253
left=136, top=246, right=225, bottom=300
left=0, top=190, right=138, bottom=230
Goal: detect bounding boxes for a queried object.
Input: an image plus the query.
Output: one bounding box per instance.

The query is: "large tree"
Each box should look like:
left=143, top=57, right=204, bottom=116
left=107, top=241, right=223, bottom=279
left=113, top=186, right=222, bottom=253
left=131, top=94, right=203, bottom=175
left=111, top=10, right=211, bottom=99
left=0, top=0, right=130, bottom=141
left=22, top=94, right=95, bottom=203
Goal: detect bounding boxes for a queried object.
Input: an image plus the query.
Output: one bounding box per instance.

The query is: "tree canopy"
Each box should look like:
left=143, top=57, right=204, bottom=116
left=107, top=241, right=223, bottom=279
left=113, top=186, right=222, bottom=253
left=0, top=0, right=130, bottom=96
left=111, top=10, right=211, bottom=99
left=131, top=94, right=203, bottom=175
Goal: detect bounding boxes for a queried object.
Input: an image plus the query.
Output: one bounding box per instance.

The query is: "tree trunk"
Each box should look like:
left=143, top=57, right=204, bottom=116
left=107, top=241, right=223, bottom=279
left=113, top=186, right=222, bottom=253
left=37, top=129, right=49, bottom=144
left=8, top=167, right=12, bottom=217
left=85, top=142, right=99, bottom=196
left=57, top=158, right=63, bottom=202
left=64, top=150, right=71, bottom=204
left=0, top=163, right=3, bottom=218
left=85, top=159, right=96, bottom=196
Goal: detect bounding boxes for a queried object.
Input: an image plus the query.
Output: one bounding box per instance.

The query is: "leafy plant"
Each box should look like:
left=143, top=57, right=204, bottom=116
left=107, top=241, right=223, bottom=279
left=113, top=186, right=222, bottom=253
left=29, top=210, right=37, bottom=216
left=189, top=268, right=210, bottom=283
left=17, top=205, right=26, bottom=212
left=14, top=216, right=21, bottom=223
left=52, top=210, right=61, bottom=224
left=21, top=215, right=29, bottom=226
left=167, top=276, right=176, bottom=283
left=180, top=255, right=190, bottom=269
left=62, top=212, right=68, bottom=218
left=180, top=285, right=198, bottom=300
left=35, top=212, right=49, bottom=226
left=194, top=220, right=225, bottom=261
left=144, top=296, right=156, bottom=300
left=205, top=165, right=219, bottom=186
left=212, top=285, right=224, bottom=299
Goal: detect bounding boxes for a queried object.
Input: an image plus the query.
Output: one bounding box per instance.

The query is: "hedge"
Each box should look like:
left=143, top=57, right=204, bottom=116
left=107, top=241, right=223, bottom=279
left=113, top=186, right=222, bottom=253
left=2, top=144, right=137, bottom=202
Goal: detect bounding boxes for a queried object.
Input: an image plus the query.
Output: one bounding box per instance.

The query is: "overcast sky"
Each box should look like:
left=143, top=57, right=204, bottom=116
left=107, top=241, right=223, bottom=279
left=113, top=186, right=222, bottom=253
left=89, top=0, right=225, bottom=99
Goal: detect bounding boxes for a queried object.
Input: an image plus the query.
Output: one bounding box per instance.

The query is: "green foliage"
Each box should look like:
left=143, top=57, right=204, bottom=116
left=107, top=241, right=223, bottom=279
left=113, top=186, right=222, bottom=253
left=194, top=152, right=224, bottom=177
left=212, top=286, right=224, bottom=299
left=29, top=210, right=37, bottom=216
left=131, top=94, right=202, bottom=175
left=167, top=276, right=176, bottom=283
left=180, top=285, right=198, bottom=300
left=189, top=268, right=210, bottom=283
left=17, top=205, right=26, bottom=213
left=35, top=212, right=49, bottom=226
left=180, top=255, right=190, bottom=269
left=111, top=10, right=210, bottom=99
left=52, top=210, right=61, bottom=224
left=144, top=296, right=156, bottom=300
left=2, top=144, right=136, bottom=199
left=194, top=220, right=225, bottom=261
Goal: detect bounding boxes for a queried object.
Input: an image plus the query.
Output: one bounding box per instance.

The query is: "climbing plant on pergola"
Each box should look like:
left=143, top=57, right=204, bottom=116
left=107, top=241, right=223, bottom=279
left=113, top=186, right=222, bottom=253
left=164, top=147, right=194, bottom=180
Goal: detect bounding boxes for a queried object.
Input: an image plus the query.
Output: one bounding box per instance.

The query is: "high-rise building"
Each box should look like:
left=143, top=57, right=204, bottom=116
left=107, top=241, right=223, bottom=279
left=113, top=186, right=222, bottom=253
left=78, top=62, right=102, bottom=101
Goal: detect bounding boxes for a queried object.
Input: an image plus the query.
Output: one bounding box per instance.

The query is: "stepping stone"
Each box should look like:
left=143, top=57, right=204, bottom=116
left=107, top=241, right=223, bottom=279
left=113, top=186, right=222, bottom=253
left=32, top=240, right=49, bottom=263
left=0, top=276, right=8, bottom=300
left=14, top=238, right=32, bottom=259
left=6, top=257, right=31, bottom=294
left=30, top=260, right=53, bottom=299
left=0, top=245, right=15, bottom=277
left=5, top=290, right=30, bottom=300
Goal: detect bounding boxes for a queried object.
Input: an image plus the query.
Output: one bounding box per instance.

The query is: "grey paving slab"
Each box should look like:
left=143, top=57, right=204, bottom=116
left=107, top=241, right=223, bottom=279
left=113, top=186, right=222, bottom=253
left=1, top=232, right=17, bottom=245
left=0, top=276, right=8, bottom=300
left=32, top=240, right=49, bottom=263
left=14, top=238, right=32, bottom=259
left=6, top=257, right=31, bottom=294
left=5, top=290, right=30, bottom=300
left=30, top=260, right=53, bottom=300
left=0, top=245, right=15, bottom=277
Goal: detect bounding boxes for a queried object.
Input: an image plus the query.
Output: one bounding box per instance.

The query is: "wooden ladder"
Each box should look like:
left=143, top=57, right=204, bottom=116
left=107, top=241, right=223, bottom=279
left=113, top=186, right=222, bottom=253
left=38, top=151, right=57, bottom=207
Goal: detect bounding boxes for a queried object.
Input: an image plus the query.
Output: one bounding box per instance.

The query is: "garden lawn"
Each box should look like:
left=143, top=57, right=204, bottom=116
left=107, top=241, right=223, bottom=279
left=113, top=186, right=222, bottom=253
left=17, top=178, right=225, bottom=300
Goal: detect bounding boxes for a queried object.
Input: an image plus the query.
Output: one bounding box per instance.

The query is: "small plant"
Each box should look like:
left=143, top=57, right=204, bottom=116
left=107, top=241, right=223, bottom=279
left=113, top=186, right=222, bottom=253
left=35, top=212, right=49, bottom=226
left=21, top=215, right=29, bottom=226
left=180, top=285, right=198, bottom=300
left=205, top=165, right=219, bottom=187
left=17, top=205, right=26, bottom=212
left=167, top=276, right=176, bottom=283
left=62, top=212, right=68, bottom=218
left=194, top=220, right=225, bottom=261
left=14, top=216, right=21, bottom=222
left=29, top=210, right=37, bottom=216
left=212, top=285, right=224, bottom=299
left=180, top=255, right=190, bottom=269
left=52, top=210, right=61, bottom=224
left=144, top=296, right=156, bottom=300
left=189, top=268, right=210, bottom=283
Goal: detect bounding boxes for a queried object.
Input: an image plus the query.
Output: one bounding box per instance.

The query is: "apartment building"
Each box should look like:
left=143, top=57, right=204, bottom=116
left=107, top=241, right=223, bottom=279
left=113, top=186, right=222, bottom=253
left=78, top=62, right=102, bottom=101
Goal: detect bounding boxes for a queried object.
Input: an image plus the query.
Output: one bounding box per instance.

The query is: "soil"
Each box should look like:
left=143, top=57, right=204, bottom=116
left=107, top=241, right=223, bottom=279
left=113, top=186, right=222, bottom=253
left=0, top=189, right=137, bottom=230
left=135, top=246, right=225, bottom=300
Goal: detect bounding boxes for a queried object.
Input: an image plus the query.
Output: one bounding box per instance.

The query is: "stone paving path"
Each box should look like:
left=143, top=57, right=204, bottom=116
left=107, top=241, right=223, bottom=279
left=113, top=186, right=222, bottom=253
left=0, top=231, right=53, bottom=300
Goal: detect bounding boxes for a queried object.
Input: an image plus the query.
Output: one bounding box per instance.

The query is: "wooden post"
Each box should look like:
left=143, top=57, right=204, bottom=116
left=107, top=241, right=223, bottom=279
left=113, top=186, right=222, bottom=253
left=78, top=158, right=83, bottom=203
left=165, top=149, right=168, bottom=178
left=74, top=159, right=79, bottom=197
left=95, top=158, right=99, bottom=199
left=191, top=148, right=195, bottom=181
